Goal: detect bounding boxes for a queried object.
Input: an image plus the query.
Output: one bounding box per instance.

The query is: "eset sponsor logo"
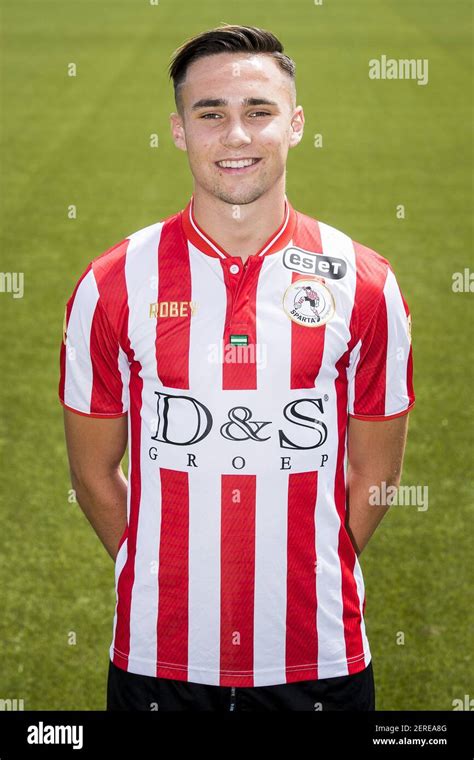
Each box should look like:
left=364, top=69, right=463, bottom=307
left=283, top=246, right=347, bottom=279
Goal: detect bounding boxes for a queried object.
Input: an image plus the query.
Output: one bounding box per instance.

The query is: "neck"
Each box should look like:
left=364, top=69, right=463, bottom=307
left=191, top=181, right=287, bottom=263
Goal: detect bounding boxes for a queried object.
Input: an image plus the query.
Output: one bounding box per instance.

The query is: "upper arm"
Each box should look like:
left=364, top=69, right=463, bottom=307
left=58, top=261, right=130, bottom=483
left=348, top=264, right=415, bottom=421
left=59, top=262, right=130, bottom=418
left=63, top=408, right=128, bottom=485
left=347, top=414, right=409, bottom=481
left=346, top=262, right=415, bottom=481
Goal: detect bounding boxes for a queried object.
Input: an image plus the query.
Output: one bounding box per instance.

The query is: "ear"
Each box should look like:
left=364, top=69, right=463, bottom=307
left=289, top=106, right=305, bottom=148
left=170, top=112, right=187, bottom=152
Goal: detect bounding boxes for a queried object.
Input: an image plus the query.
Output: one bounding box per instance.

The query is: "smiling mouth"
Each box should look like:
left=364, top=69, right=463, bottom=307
left=215, top=158, right=262, bottom=171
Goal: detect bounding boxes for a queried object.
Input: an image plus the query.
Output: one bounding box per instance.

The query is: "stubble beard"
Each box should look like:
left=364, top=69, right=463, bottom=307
left=204, top=163, right=286, bottom=207
left=210, top=184, right=266, bottom=206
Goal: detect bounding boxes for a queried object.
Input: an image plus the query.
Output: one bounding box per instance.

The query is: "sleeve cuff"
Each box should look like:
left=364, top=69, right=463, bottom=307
left=59, top=397, right=128, bottom=419
left=348, top=400, right=415, bottom=421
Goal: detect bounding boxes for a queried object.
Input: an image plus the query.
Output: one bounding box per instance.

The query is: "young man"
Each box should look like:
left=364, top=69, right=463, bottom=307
left=59, top=25, right=415, bottom=712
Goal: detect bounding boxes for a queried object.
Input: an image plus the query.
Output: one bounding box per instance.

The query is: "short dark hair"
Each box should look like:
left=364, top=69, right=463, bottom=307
left=168, top=24, right=296, bottom=114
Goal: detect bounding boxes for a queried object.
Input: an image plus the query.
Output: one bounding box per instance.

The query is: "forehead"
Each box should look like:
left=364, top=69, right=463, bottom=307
left=181, top=52, right=292, bottom=105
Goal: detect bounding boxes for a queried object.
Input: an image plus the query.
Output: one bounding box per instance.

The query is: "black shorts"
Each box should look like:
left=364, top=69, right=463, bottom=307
left=106, top=659, right=375, bottom=712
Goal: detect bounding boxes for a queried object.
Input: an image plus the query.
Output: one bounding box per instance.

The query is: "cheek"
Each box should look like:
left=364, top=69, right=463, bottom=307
left=259, top=124, right=290, bottom=151
left=187, top=132, right=215, bottom=159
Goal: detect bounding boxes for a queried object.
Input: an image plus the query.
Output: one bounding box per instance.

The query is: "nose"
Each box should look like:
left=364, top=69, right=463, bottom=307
left=220, top=118, right=252, bottom=149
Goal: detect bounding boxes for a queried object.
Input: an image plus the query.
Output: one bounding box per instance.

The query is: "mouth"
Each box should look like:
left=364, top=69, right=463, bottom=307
left=215, top=157, right=262, bottom=174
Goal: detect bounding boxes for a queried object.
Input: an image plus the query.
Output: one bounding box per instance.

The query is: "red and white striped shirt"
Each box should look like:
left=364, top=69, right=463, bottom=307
left=58, top=196, right=415, bottom=686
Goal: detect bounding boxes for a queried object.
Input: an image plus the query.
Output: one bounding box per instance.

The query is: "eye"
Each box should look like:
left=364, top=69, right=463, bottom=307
left=198, top=110, right=272, bottom=120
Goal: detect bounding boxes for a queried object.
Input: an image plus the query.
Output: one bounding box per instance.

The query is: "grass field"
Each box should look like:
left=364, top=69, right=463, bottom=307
left=0, top=0, right=472, bottom=710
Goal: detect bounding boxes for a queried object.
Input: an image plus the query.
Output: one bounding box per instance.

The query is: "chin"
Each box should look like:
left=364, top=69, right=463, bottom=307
left=218, top=184, right=269, bottom=205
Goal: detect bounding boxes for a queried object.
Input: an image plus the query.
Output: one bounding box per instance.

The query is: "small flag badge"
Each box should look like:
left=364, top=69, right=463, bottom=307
left=230, top=334, right=248, bottom=346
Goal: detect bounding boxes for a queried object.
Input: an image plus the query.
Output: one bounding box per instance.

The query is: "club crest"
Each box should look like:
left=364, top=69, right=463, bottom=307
left=283, top=278, right=335, bottom=327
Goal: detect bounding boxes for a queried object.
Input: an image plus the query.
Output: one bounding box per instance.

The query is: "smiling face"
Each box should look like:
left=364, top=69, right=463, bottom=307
left=170, top=52, right=304, bottom=206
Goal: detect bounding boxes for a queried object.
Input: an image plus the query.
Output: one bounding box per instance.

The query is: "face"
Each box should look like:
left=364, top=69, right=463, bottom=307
left=170, top=53, right=304, bottom=206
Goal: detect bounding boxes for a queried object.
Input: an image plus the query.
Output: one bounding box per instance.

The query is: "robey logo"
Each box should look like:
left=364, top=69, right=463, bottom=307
left=149, top=300, right=197, bottom=318
left=148, top=392, right=329, bottom=457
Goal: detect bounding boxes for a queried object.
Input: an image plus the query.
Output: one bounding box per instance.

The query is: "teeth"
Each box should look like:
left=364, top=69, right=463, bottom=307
left=217, top=158, right=258, bottom=168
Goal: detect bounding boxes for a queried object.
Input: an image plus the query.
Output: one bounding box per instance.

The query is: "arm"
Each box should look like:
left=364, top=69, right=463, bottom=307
left=345, top=413, right=410, bottom=556
left=63, top=408, right=128, bottom=561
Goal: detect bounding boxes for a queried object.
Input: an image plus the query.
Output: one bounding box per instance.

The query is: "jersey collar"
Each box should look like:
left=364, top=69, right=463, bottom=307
left=180, top=194, right=297, bottom=260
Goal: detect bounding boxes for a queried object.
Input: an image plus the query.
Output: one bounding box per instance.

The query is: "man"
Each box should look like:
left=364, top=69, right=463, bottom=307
left=297, top=285, right=321, bottom=321
left=59, top=24, right=415, bottom=712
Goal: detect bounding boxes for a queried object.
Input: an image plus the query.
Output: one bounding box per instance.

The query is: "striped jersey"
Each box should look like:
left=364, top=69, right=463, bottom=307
left=58, top=195, right=415, bottom=687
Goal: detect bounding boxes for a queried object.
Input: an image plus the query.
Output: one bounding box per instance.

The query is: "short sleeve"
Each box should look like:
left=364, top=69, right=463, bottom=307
left=348, top=266, right=415, bottom=420
left=58, top=263, right=130, bottom=418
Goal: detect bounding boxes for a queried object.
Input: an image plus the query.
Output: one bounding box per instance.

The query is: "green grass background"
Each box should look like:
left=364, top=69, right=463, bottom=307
left=0, top=0, right=472, bottom=710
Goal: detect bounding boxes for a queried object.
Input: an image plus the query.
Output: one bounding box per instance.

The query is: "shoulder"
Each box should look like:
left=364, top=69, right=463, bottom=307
left=294, top=210, right=393, bottom=289
left=67, top=211, right=180, bottom=328
left=90, top=212, right=179, bottom=283
left=296, top=212, right=399, bottom=339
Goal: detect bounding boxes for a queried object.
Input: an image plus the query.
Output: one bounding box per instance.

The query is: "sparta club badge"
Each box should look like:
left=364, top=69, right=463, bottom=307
left=283, top=278, right=335, bottom=327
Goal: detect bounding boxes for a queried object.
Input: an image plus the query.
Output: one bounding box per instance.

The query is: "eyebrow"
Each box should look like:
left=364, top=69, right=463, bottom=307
left=191, top=97, right=279, bottom=111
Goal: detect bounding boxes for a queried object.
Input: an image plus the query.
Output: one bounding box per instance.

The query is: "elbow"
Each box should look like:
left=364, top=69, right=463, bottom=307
left=68, top=463, right=123, bottom=497
left=69, top=469, right=90, bottom=503
left=68, top=464, right=103, bottom=499
left=384, top=462, right=404, bottom=490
